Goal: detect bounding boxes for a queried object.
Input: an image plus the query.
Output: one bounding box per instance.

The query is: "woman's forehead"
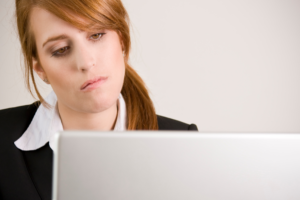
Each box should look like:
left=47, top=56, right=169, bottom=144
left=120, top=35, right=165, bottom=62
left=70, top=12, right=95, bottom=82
left=30, top=7, right=93, bottom=47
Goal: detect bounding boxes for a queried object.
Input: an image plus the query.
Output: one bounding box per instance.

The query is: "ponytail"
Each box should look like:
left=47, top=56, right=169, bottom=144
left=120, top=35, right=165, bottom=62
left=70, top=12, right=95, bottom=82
left=121, top=64, right=158, bottom=130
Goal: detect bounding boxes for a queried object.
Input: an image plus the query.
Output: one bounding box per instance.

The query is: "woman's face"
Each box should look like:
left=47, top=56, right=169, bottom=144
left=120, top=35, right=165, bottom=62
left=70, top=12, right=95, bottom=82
left=30, top=7, right=125, bottom=113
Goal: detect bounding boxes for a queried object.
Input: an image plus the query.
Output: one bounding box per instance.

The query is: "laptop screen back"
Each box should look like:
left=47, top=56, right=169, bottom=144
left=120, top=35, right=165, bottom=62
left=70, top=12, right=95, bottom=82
left=52, top=132, right=300, bottom=200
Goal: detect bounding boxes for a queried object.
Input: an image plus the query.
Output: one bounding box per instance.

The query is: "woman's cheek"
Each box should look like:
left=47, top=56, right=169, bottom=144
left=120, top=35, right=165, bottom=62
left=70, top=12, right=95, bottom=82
left=49, top=71, right=71, bottom=95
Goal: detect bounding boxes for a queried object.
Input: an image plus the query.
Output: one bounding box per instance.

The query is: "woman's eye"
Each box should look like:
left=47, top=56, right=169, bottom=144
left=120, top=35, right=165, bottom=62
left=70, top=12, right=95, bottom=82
left=52, top=46, right=70, bottom=57
left=90, top=33, right=104, bottom=40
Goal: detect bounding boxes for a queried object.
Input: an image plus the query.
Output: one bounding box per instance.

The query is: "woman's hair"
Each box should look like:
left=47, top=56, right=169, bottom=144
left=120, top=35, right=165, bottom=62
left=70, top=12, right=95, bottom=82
left=15, top=0, right=158, bottom=130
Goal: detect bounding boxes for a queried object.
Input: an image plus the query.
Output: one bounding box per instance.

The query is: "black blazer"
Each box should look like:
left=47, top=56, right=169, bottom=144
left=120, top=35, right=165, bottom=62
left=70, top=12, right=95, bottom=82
left=0, top=102, right=198, bottom=200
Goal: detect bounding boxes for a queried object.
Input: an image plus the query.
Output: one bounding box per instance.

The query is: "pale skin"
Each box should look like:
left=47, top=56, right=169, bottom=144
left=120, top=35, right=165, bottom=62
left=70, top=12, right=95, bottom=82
left=30, top=7, right=126, bottom=130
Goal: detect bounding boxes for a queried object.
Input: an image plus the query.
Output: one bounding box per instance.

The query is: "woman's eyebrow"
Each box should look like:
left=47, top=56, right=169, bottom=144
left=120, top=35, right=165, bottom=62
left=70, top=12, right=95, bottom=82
left=42, top=34, right=69, bottom=48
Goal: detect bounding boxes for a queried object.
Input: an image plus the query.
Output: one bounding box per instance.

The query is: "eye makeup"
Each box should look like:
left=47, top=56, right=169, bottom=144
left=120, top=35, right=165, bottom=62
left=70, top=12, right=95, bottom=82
left=50, top=32, right=106, bottom=58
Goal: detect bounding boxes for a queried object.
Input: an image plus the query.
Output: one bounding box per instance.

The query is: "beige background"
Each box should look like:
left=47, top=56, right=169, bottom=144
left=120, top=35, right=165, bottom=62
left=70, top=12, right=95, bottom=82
left=0, top=0, right=299, bottom=132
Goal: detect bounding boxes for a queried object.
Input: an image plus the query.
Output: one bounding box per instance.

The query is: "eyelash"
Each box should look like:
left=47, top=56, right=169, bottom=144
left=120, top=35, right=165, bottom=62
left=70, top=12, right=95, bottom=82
left=51, top=33, right=105, bottom=58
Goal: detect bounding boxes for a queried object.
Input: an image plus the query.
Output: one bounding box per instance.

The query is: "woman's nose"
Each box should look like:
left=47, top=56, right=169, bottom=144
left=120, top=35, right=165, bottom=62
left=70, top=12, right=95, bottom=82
left=75, top=43, right=96, bottom=72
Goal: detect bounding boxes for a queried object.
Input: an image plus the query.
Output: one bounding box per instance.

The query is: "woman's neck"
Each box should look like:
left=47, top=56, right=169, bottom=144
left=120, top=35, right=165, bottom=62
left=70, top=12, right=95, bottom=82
left=57, top=101, right=118, bottom=131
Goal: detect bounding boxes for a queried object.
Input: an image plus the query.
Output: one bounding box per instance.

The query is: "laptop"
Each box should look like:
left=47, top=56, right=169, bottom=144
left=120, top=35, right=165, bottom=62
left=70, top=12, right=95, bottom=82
left=52, top=131, right=300, bottom=200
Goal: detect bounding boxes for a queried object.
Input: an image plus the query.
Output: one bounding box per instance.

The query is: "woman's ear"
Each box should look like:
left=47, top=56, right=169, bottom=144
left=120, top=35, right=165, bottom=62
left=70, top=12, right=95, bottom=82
left=32, top=57, right=49, bottom=83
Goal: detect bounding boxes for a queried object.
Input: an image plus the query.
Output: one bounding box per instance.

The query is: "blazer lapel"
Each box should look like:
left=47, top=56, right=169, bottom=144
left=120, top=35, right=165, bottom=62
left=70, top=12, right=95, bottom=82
left=0, top=102, right=42, bottom=200
left=22, top=143, right=53, bottom=200
left=1, top=143, right=41, bottom=200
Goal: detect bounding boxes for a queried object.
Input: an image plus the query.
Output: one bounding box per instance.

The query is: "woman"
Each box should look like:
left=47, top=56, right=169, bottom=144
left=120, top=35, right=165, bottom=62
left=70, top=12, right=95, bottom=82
left=0, top=0, right=198, bottom=199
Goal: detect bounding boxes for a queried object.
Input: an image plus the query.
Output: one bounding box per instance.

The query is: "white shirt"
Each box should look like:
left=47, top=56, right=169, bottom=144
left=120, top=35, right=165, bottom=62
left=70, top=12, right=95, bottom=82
left=14, top=91, right=127, bottom=151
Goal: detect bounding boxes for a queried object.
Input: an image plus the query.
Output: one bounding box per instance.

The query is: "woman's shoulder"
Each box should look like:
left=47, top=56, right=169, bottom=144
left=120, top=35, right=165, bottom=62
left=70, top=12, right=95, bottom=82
left=0, top=102, right=40, bottom=121
left=0, top=103, right=198, bottom=133
left=0, top=102, right=40, bottom=142
left=0, top=101, right=40, bottom=113
left=156, top=115, right=198, bottom=131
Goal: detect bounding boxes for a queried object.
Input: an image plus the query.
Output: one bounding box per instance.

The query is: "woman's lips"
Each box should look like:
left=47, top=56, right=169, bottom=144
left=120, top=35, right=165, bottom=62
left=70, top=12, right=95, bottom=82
left=80, top=76, right=108, bottom=91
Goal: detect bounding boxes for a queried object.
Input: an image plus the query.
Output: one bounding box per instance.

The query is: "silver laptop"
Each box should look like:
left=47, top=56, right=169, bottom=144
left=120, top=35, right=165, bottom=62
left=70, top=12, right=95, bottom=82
left=52, top=132, right=300, bottom=200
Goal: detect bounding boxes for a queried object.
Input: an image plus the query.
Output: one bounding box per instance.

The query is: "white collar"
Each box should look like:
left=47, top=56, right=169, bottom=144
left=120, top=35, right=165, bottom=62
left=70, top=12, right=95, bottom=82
left=14, top=91, right=127, bottom=151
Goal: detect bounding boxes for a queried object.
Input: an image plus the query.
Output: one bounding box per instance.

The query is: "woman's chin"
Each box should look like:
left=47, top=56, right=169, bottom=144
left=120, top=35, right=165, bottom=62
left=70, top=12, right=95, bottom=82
left=80, top=98, right=117, bottom=114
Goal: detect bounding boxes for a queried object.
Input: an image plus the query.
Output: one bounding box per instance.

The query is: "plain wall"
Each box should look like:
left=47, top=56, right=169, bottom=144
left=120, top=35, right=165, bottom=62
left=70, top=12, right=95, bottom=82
left=0, top=0, right=299, bottom=132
